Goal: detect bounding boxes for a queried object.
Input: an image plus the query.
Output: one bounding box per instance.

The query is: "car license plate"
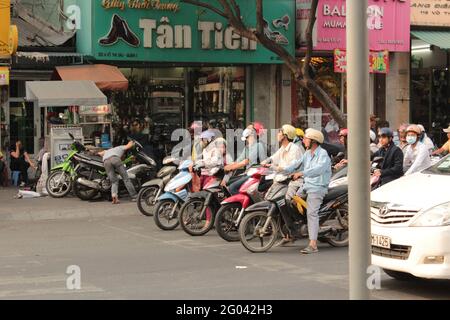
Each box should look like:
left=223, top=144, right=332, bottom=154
left=371, top=234, right=391, bottom=249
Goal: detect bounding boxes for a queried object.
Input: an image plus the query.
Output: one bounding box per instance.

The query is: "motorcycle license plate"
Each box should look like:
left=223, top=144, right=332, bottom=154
left=371, top=234, right=391, bottom=249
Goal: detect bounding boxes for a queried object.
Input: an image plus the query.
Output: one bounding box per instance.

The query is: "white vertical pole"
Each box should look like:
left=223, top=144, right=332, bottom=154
left=346, top=0, right=371, bottom=300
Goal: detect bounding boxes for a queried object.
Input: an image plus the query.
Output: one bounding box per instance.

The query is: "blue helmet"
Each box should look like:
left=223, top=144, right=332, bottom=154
left=379, top=127, right=393, bottom=138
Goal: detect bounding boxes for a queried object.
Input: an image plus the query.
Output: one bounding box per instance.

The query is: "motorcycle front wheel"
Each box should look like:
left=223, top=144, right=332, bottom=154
left=179, top=199, right=214, bottom=236
left=214, top=202, right=242, bottom=242
left=239, top=211, right=279, bottom=253
left=153, top=199, right=180, bottom=230
left=46, top=170, right=72, bottom=198
left=137, top=186, right=160, bottom=217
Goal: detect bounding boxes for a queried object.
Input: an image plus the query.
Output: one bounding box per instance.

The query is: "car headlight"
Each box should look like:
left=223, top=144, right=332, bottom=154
left=410, top=202, right=450, bottom=227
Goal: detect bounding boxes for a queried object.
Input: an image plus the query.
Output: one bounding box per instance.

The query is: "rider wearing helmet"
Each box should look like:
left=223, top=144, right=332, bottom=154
left=432, top=125, right=450, bottom=156
left=284, top=129, right=332, bottom=254
left=225, top=123, right=267, bottom=195
left=403, top=124, right=431, bottom=175
left=195, top=129, right=224, bottom=187
left=372, top=127, right=404, bottom=185
left=189, top=121, right=204, bottom=162
left=262, top=124, right=304, bottom=172
left=417, top=124, right=435, bottom=154
left=333, top=128, right=349, bottom=170
left=370, top=130, right=379, bottom=156
left=397, top=123, right=409, bottom=153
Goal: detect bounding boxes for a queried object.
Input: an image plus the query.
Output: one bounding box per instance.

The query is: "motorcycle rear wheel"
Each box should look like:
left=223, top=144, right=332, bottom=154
left=137, top=186, right=160, bottom=217
left=215, top=202, right=242, bottom=242
left=179, top=199, right=214, bottom=236
left=153, top=199, right=180, bottom=230
left=46, top=170, right=72, bottom=198
left=326, top=203, right=349, bottom=247
left=239, top=211, right=279, bottom=253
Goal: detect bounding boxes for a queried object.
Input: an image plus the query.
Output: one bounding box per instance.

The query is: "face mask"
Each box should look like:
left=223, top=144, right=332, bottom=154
left=406, top=136, right=417, bottom=145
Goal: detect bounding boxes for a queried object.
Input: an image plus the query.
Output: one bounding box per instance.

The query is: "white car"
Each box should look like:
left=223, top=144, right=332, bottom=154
left=371, top=155, right=450, bottom=280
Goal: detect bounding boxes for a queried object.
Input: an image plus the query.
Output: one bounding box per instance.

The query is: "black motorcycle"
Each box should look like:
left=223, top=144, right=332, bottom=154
left=239, top=172, right=349, bottom=253
left=73, top=140, right=157, bottom=201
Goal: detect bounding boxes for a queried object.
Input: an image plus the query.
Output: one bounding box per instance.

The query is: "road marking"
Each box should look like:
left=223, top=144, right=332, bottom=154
left=0, top=286, right=104, bottom=298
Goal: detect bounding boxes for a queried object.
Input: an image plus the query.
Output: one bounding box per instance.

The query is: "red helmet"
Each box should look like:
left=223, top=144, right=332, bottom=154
left=339, top=128, right=349, bottom=137
left=252, top=122, right=265, bottom=136
left=190, top=121, right=203, bottom=131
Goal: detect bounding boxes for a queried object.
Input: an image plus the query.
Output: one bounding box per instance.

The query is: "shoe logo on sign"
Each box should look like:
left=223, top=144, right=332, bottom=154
left=99, top=14, right=141, bottom=47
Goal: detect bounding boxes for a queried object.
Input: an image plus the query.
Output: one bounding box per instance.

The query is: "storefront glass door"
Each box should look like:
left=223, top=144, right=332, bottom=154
left=9, top=100, right=35, bottom=154
left=411, top=68, right=449, bottom=146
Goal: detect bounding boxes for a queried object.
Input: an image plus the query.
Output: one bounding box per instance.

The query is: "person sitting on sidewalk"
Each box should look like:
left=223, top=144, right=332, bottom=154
left=10, top=140, right=37, bottom=187
left=98, top=141, right=138, bottom=204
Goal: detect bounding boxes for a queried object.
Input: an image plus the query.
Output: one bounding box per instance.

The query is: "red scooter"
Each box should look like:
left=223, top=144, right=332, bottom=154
left=214, top=166, right=272, bottom=242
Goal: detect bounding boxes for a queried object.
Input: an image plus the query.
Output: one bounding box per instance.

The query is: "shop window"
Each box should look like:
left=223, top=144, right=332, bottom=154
left=189, top=67, right=245, bottom=132
left=293, top=57, right=344, bottom=144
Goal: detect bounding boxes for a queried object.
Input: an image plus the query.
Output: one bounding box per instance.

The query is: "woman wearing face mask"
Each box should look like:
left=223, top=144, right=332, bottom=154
left=403, top=124, right=431, bottom=176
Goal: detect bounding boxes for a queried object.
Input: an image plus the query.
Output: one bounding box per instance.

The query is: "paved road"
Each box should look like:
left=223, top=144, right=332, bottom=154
left=0, top=215, right=448, bottom=300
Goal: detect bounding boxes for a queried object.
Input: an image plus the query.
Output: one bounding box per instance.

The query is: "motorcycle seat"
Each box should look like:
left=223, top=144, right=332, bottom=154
left=77, top=153, right=103, bottom=163
left=323, top=185, right=348, bottom=202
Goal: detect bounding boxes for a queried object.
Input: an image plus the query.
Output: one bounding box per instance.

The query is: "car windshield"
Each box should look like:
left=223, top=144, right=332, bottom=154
left=423, top=155, right=450, bottom=176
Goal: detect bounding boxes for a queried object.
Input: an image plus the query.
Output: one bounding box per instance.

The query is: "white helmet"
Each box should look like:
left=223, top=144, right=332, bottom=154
left=304, top=128, right=324, bottom=144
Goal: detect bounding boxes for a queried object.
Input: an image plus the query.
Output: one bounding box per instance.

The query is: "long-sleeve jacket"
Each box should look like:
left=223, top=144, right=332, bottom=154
left=286, top=146, right=331, bottom=194
left=372, top=143, right=404, bottom=185
left=403, top=142, right=431, bottom=175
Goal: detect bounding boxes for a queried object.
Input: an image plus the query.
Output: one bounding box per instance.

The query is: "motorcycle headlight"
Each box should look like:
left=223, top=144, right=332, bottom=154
left=410, top=202, right=450, bottom=227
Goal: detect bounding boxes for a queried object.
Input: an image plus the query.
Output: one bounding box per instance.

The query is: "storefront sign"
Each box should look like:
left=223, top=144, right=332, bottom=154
left=313, top=0, right=410, bottom=52
left=79, top=104, right=111, bottom=115
left=76, top=0, right=295, bottom=63
left=411, top=0, right=450, bottom=27
left=296, top=0, right=315, bottom=49
left=0, top=67, right=9, bottom=86
left=9, top=25, right=19, bottom=55
left=334, top=49, right=389, bottom=74
left=0, top=0, right=10, bottom=57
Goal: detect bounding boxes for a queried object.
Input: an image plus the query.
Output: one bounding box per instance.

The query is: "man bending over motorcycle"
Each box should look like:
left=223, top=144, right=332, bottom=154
left=98, top=141, right=138, bottom=204
left=283, top=129, right=332, bottom=254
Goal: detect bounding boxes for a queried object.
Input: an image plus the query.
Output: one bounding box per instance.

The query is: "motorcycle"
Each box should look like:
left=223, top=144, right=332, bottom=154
left=73, top=140, right=157, bottom=201
left=214, top=166, right=272, bottom=242
left=239, top=171, right=349, bottom=253
left=178, top=165, right=233, bottom=236
left=328, top=156, right=384, bottom=190
left=136, top=156, right=179, bottom=216
left=153, top=159, right=194, bottom=231
left=46, top=133, right=86, bottom=198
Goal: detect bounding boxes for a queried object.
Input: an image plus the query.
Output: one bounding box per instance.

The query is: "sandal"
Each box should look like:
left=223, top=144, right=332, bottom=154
left=300, top=245, right=319, bottom=254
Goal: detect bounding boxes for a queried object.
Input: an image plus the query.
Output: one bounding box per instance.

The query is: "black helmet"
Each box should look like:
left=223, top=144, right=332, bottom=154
left=379, top=127, right=393, bottom=138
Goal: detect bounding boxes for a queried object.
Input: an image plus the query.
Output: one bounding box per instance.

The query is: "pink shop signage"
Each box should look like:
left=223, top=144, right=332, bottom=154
left=316, top=0, right=410, bottom=52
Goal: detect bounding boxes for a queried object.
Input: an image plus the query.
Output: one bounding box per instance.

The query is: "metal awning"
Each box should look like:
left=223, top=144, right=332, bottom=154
left=411, top=31, right=450, bottom=50
left=54, top=64, right=129, bottom=91
left=26, top=81, right=108, bottom=107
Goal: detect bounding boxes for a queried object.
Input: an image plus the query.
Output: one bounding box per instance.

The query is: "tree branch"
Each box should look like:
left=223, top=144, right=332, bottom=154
left=181, top=0, right=228, bottom=19
left=301, top=0, right=318, bottom=81
left=228, top=0, right=241, bottom=19
left=182, top=0, right=347, bottom=128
